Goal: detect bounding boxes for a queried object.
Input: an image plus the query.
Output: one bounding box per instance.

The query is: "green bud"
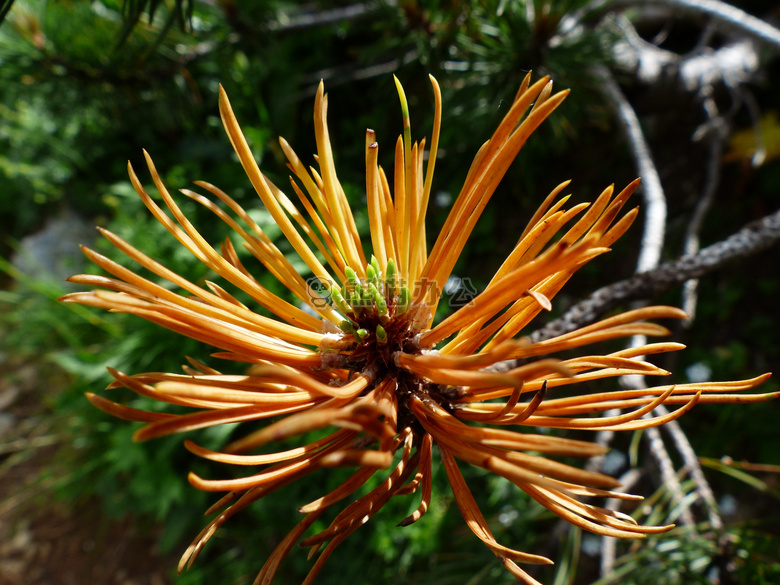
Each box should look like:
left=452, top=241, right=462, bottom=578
left=339, top=319, right=354, bottom=333
left=346, top=288, right=361, bottom=313
left=345, top=266, right=359, bottom=286
left=396, top=285, right=411, bottom=314
left=375, top=324, right=387, bottom=343
left=385, top=258, right=397, bottom=296
left=366, top=264, right=377, bottom=284
left=330, top=287, right=351, bottom=315
left=370, top=255, right=381, bottom=279
left=369, top=283, right=388, bottom=317
left=355, top=328, right=369, bottom=341
left=344, top=266, right=364, bottom=307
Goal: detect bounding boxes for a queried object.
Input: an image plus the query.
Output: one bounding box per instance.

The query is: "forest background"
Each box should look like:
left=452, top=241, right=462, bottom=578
left=1, top=1, right=779, bottom=584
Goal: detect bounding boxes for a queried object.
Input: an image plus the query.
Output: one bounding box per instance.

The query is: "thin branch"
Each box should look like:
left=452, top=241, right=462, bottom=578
left=529, top=207, right=780, bottom=344
left=657, top=407, right=724, bottom=530
left=600, top=469, right=642, bottom=576
left=593, top=64, right=666, bottom=273
left=613, top=0, right=780, bottom=52
left=267, top=2, right=375, bottom=31
left=606, top=11, right=760, bottom=91
left=644, top=425, right=696, bottom=527
left=682, top=89, right=725, bottom=323
left=631, top=378, right=695, bottom=532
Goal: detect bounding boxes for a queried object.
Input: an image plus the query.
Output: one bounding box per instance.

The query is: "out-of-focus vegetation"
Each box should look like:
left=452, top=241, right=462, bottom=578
left=1, top=1, right=778, bottom=584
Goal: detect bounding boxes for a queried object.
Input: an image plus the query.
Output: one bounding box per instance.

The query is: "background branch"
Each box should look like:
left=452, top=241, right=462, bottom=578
left=592, top=65, right=666, bottom=274
left=612, top=0, right=780, bottom=52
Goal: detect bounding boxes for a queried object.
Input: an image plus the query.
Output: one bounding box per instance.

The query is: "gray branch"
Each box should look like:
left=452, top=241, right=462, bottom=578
left=612, top=0, right=780, bottom=52
left=644, top=424, right=697, bottom=527
left=267, top=2, right=374, bottom=31
left=594, top=64, right=667, bottom=274
left=606, top=11, right=761, bottom=92
left=658, top=407, right=724, bottom=530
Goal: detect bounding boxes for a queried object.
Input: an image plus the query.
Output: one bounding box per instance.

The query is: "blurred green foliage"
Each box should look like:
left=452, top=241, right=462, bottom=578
left=1, top=1, right=779, bottom=584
